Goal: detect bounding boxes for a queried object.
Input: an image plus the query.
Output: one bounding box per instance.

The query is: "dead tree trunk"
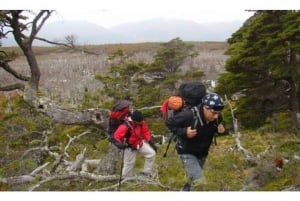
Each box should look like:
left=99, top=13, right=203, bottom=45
left=94, top=145, right=122, bottom=175
left=225, top=95, right=257, bottom=165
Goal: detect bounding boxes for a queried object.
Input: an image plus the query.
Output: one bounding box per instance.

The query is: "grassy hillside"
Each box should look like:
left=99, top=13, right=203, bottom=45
left=0, top=42, right=299, bottom=191
left=0, top=93, right=299, bottom=191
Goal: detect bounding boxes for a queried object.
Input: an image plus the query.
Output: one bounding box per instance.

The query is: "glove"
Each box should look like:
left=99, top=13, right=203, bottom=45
left=148, top=137, right=157, bottom=152
left=111, top=138, right=127, bottom=150
left=116, top=142, right=127, bottom=150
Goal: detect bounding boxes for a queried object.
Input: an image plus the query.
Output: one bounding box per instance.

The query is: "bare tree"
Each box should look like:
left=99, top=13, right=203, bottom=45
left=0, top=10, right=125, bottom=189
left=1, top=10, right=109, bottom=124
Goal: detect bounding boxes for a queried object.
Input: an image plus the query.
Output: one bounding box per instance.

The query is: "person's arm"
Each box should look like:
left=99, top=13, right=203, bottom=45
left=111, top=124, right=130, bottom=149
left=166, top=110, right=193, bottom=138
left=141, top=121, right=157, bottom=152
left=140, top=121, right=151, bottom=142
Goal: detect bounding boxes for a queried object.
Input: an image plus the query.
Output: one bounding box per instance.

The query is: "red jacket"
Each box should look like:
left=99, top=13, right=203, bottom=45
left=113, top=119, right=152, bottom=149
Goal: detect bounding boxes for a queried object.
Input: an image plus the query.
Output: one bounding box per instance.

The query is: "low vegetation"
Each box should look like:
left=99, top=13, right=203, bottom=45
left=0, top=11, right=299, bottom=191
left=0, top=92, right=299, bottom=191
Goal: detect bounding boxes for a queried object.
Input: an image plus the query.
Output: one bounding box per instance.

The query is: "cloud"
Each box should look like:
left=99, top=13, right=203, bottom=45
left=3, top=0, right=299, bottom=29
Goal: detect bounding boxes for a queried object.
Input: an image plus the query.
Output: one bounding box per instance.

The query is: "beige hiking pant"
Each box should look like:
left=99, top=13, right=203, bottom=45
left=122, top=140, right=156, bottom=177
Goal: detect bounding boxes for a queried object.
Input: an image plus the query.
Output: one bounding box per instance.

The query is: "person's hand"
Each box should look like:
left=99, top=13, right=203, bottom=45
left=115, top=141, right=127, bottom=149
left=217, top=124, right=225, bottom=134
left=149, top=138, right=158, bottom=152
left=186, top=126, right=197, bottom=138
left=111, top=139, right=128, bottom=149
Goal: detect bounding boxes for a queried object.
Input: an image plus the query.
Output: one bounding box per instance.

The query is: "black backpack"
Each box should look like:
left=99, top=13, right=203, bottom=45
left=160, top=81, right=207, bottom=157
left=160, top=81, right=206, bottom=119
left=177, top=81, right=207, bottom=106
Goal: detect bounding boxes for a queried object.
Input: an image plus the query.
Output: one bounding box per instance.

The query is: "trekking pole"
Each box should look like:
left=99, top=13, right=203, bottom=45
left=118, top=144, right=126, bottom=191
left=163, top=133, right=174, bottom=157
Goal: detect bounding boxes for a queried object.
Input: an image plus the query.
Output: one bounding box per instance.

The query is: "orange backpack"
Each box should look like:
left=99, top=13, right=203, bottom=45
left=160, top=95, right=185, bottom=121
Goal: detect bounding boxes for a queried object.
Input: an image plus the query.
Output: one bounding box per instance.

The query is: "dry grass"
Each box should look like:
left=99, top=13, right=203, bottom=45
left=1, top=42, right=228, bottom=106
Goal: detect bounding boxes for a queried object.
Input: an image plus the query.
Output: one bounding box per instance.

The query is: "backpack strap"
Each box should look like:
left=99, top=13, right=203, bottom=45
left=191, top=106, right=218, bottom=145
left=190, top=106, right=203, bottom=129
left=123, top=120, right=132, bottom=139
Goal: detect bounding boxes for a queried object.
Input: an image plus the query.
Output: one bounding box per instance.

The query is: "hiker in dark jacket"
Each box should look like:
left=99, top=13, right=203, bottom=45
left=166, top=93, right=225, bottom=191
left=113, top=110, right=157, bottom=177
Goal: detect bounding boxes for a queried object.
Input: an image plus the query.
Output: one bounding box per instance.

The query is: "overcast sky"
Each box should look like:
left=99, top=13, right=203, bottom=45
left=3, top=0, right=300, bottom=28
left=50, top=2, right=255, bottom=28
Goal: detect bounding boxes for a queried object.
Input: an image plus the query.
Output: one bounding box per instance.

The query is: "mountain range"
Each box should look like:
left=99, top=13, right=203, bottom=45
left=2, top=18, right=246, bottom=46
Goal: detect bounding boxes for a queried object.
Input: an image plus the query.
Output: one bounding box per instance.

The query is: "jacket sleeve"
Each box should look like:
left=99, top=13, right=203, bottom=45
left=166, top=110, right=194, bottom=138
left=113, top=124, right=130, bottom=143
left=140, top=121, right=152, bottom=142
left=218, top=115, right=223, bottom=124
left=212, top=115, right=223, bottom=133
left=213, top=115, right=223, bottom=127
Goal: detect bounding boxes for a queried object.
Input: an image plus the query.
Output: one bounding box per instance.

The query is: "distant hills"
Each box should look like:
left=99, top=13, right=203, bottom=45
left=2, top=18, right=246, bottom=46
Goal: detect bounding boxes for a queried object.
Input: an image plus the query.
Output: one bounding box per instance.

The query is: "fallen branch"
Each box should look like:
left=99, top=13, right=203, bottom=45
left=28, top=172, right=119, bottom=191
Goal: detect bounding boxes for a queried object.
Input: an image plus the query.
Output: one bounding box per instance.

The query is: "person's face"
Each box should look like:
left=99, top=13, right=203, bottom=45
left=203, top=106, right=222, bottom=122
left=133, top=120, right=143, bottom=125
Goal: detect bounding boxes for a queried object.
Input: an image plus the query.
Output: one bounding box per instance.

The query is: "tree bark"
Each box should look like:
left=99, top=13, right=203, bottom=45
left=22, top=85, right=110, bottom=128
left=94, top=145, right=122, bottom=175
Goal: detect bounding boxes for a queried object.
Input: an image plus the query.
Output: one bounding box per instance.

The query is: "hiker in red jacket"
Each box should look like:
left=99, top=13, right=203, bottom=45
left=113, top=110, right=157, bottom=177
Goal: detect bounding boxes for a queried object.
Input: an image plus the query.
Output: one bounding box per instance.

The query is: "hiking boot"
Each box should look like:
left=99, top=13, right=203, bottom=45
left=181, top=183, right=191, bottom=191
left=139, top=171, right=152, bottom=178
left=192, top=177, right=207, bottom=186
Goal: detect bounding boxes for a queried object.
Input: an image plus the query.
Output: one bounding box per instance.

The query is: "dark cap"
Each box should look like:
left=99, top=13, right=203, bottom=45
left=203, top=93, right=224, bottom=111
left=131, top=110, right=143, bottom=122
